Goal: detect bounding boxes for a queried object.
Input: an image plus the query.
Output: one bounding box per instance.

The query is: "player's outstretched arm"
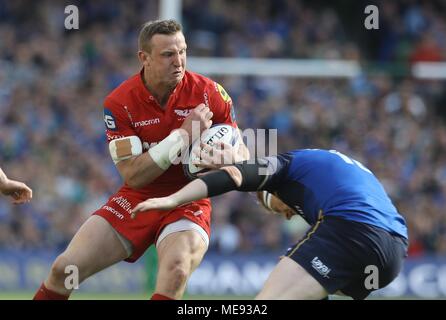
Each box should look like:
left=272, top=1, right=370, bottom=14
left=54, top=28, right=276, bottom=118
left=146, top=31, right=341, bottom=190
left=131, top=178, right=209, bottom=217
left=0, top=167, right=32, bottom=204
left=131, top=162, right=263, bottom=218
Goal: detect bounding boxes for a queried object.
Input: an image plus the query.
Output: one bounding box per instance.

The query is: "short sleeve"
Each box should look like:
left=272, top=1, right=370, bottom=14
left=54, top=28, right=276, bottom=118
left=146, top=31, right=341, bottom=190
left=103, top=97, right=136, bottom=142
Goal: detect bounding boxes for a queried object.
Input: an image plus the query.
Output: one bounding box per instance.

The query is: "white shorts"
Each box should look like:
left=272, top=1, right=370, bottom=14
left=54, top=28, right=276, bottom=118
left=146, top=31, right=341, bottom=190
left=156, top=218, right=210, bottom=248
left=112, top=218, right=209, bottom=257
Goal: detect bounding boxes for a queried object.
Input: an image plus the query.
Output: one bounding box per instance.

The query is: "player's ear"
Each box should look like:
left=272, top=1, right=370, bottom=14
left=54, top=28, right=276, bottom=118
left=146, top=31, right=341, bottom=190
left=137, top=50, right=150, bottom=66
left=137, top=50, right=145, bottom=63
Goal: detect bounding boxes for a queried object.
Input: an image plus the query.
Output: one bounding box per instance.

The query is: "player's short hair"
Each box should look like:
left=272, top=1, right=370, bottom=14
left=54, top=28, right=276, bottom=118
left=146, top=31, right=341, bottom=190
left=138, top=19, right=182, bottom=52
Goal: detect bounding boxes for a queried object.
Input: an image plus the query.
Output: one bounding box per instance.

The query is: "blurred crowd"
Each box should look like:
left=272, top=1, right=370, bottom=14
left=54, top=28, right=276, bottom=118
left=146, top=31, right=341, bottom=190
left=184, top=0, right=446, bottom=62
left=0, top=0, right=445, bottom=257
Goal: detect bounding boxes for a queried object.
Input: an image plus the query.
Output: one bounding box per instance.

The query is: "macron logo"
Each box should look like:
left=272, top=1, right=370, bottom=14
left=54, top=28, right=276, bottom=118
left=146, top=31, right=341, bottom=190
left=134, top=118, right=160, bottom=128
left=311, top=257, right=331, bottom=278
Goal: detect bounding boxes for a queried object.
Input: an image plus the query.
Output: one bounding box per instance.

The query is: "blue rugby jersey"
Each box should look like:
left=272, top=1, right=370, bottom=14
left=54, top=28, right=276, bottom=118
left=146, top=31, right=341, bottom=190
left=262, top=149, right=408, bottom=239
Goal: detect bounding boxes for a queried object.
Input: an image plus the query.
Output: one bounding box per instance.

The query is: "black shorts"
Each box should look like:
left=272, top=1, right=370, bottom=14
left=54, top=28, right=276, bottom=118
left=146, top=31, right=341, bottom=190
left=285, top=216, right=408, bottom=300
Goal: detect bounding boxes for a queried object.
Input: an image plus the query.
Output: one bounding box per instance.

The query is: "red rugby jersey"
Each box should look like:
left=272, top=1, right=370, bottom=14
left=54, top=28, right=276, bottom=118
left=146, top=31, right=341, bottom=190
left=103, top=69, right=237, bottom=197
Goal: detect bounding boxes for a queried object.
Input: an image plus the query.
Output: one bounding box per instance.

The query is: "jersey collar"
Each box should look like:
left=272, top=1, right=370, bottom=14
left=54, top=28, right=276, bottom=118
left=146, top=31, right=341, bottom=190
left=138, top=68, right=186, bottom=104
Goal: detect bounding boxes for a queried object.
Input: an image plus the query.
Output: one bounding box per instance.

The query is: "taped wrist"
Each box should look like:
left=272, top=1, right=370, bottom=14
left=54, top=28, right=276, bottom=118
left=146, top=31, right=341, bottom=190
left=199, top=170, right=237, bottom=197
left=148, top=130, right=187, bottom=170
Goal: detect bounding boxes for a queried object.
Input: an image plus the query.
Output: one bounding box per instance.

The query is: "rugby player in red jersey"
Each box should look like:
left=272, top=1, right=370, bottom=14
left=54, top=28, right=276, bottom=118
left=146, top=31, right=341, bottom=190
left=34, top=19, right=248, bottom=300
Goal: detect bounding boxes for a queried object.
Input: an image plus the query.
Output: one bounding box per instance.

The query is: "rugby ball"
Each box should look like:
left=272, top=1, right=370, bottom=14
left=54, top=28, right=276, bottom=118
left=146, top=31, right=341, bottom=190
left=183, top=124, right=239, bottom=180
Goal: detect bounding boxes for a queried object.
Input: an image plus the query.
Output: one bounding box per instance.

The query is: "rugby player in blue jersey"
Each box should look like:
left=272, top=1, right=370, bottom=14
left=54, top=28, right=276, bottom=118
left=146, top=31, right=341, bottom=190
left=132, top=148, right=408, bottom=300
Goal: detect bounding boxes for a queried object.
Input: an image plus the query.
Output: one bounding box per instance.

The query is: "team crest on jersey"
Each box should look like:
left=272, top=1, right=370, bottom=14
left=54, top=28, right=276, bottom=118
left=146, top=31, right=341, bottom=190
left=215, top=83, right=231, bottom=103
left=104, top=108, right=117, bottom=131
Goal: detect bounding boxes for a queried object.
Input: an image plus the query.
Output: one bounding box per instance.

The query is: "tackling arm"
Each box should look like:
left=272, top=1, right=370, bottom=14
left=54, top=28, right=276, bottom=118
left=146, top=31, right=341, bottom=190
left=131, top=159, right=272, bottom=216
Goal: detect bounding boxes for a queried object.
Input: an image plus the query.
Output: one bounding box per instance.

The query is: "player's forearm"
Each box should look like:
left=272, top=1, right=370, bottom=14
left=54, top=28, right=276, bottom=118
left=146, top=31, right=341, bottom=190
left=173, top=161, right=267, bottom=204
left=164, top=169, right=239, bottom=208
left=200, top=160, right=271, bottom=196
left=116, top=130, right=189, bottom=189
left=170, top=179, right=209, bottom=206
left=117, top=153, right=166, bottom=189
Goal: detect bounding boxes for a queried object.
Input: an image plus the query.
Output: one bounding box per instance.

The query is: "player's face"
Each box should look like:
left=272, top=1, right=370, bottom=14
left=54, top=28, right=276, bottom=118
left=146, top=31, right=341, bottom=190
left=144, top=32, right=187, bottom=87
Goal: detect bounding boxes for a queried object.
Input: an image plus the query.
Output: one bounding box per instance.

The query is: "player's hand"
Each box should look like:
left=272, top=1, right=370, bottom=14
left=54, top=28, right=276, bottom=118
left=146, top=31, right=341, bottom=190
left=193, top=141, right=241, bottom=170
left=131, top=196, right=178, bottom=218
left=0, top=179, right=33, bottom=204
left=180, top=103, right=213, bottom=142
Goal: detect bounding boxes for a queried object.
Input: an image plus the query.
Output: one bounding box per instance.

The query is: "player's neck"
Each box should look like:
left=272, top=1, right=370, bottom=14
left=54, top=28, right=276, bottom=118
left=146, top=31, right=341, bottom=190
left=143, top=77, right=174, bottom=109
